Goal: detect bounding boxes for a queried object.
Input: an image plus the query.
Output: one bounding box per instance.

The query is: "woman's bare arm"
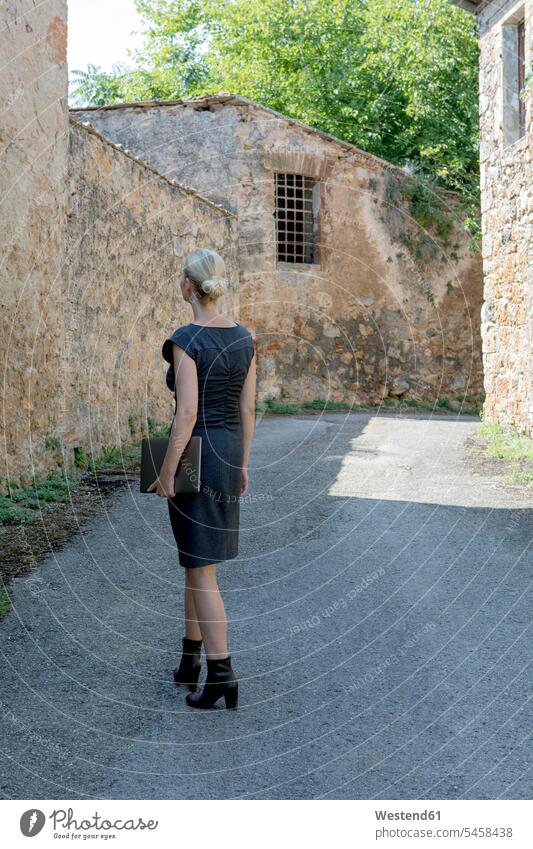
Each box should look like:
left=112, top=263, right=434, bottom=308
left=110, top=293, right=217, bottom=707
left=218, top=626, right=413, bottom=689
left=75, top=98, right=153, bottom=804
left=238, top=352, right=256, bottom=495
left=148, top=343, right=198, bottom=497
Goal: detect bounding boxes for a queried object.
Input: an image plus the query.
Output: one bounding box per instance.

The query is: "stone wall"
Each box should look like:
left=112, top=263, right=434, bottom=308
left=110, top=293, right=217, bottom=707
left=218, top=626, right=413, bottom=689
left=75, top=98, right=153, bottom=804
left=0, top=0, right=69, bottom=483
left=73, top=97, right=484, bottom=407
left=477, top=0, right=532, bottom=435
left=64, top=120, right=238, bottom=465
left=0, top=17, right=238, bottom=485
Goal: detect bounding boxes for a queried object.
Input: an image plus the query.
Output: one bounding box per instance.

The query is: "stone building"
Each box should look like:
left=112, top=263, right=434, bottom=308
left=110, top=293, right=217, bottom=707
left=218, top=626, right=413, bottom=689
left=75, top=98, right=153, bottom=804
left=64, top=120, right=237, bottom=455
left=1, top=0, right=69, bottom=482
left=73, top=96, right=484, bottom=408
left=2, top=1, right=486, bottom=484
left=454, top=0, right=532, bottom=436
left=1, top=1, right=237, bottom=482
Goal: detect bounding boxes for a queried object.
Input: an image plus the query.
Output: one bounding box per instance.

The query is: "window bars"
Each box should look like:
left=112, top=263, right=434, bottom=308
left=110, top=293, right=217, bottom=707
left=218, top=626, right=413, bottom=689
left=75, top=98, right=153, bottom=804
left=275, top=173, right=317, bottom=264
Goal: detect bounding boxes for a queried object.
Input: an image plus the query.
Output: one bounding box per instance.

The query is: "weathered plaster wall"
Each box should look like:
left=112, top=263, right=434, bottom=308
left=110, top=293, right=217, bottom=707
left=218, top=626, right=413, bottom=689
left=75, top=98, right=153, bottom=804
left=64, top=121, right=238, bottom=462
left=73, top=98, right=484, bottom=407
left=477, top=0, right=532, bottom=435
left=0, top=0, right=69, bottom=482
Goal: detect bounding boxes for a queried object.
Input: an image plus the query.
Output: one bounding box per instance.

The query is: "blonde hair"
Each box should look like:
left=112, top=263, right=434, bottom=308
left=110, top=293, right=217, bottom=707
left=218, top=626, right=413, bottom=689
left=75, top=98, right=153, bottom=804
left=183, top=248, right=228, bottom=301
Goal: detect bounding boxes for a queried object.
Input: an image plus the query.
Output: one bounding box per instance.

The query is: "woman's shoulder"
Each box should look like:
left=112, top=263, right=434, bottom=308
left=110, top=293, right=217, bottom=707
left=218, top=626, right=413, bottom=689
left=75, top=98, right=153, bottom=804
left=236, top=323, right=255, bottom=355
left=235, top=322, right=253, bottom=339
left=228, top=323, right=253, bottom=353
left=162, top=323, right=195, bottom=364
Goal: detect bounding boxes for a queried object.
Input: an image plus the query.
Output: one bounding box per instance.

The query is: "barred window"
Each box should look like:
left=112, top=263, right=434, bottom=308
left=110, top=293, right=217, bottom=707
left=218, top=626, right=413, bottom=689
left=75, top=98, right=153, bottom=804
left=275, top=173, right=319, bottom=264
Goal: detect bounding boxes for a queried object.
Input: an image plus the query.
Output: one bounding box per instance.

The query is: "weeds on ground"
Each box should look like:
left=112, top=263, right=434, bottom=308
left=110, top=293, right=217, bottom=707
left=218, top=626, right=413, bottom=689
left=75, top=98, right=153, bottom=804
left=0, top=472, right=78, bottom=525
left=0, top=589, right=10, bottom=619
left=256, top=395, right=482, bottom=417
left=477, top=420, right=533, bottom=491
left=479, top=421, right=533, bottom=462
left=0, top=412, right=171, bottom=525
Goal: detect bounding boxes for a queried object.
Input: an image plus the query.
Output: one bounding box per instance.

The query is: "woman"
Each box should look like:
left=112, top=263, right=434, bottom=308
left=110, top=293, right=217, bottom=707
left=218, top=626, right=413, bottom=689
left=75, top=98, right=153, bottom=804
left=148, top=248, right=256, bottom=711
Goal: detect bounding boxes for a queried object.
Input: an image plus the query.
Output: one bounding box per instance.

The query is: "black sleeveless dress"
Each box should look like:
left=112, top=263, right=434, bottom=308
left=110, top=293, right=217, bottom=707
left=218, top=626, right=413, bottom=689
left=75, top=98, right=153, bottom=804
left=161, top=322, right=255, bottom=568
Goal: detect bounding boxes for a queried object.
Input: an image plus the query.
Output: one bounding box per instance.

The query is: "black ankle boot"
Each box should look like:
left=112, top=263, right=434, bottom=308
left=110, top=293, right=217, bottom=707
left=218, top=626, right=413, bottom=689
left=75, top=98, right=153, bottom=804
left=185, top=655, right=238, bottom=710
left=173, top=637, right=202, bottom=692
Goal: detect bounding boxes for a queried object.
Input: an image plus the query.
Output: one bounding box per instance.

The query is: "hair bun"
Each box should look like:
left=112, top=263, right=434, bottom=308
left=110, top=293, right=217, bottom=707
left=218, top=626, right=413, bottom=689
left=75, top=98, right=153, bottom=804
left=200, top=276, right=228, bottom=298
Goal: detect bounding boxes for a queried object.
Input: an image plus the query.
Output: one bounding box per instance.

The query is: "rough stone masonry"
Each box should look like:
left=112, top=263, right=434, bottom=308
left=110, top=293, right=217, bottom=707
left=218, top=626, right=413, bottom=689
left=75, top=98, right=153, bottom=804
left=73, top=96, right=484, bottom=409
left=1, top=2, right=237, bottom=482
left=3, top=3, right=498, bottom=483
left=453, top=0, right=532, bottom=436
left=477, top=0, right=533, bottom=436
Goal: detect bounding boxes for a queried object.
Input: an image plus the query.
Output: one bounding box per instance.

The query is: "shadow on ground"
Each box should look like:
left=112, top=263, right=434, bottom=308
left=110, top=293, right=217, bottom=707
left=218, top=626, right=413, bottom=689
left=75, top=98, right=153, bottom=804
left=0, top=412, right=531, bottom=800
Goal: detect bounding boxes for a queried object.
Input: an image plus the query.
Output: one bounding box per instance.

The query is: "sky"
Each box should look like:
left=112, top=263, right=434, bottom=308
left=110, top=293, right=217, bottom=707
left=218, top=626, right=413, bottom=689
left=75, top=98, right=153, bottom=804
left=67, top=0, right=145, bottom=74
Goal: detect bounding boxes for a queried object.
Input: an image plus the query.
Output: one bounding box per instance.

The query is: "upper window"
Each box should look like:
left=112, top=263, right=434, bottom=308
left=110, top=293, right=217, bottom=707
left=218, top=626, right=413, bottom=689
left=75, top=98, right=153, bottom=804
left=517, top=18, right=526, bottom=138
left=275, top=172, right=320, bottom=264
left=502, top=13, right=527, bottom=145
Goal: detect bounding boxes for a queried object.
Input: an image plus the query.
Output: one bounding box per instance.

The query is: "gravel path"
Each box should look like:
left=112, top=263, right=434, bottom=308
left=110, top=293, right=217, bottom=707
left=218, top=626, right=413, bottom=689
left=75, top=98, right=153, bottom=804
left=1, top=412, right=531, bottom=799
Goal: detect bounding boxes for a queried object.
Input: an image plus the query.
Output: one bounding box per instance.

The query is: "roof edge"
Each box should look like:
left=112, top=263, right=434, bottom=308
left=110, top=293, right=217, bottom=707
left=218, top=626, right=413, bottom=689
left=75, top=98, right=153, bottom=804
left=70, top=92, right=467, bottom=202
left=70, top=93, right=236, bottom=113
left=70, top=92, right=406, bottom=174
left=69, top=116, right=235, bottom=218
left=449, top=0, right=485, bottom=13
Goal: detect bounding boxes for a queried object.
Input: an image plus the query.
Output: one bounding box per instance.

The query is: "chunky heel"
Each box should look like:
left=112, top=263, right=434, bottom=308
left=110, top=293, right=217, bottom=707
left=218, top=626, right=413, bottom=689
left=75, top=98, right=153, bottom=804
left=224, top=684, right=238, bottom=710
left=186, top=655, right=238, bottom=710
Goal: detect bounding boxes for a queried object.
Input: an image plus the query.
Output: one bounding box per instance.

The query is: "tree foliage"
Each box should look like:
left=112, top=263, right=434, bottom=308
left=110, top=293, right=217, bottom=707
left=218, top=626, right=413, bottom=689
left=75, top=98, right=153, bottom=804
left=69, top=0, right=480, bottom=196
left=70, top=64, right=127, bottom=106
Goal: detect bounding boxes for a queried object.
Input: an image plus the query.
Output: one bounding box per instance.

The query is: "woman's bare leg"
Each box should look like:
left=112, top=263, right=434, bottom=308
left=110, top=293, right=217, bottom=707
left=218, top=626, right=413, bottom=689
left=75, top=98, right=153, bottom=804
left=184, top=572, right=202, bottom=641
left=185, top=564, right=228, bottom=659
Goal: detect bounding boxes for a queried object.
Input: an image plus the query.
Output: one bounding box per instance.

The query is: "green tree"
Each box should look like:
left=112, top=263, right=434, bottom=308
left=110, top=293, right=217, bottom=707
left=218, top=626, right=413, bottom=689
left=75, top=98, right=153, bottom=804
left=69, top=0, right=480, bottom=196
left=70, top=64, right=128, bottom=106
